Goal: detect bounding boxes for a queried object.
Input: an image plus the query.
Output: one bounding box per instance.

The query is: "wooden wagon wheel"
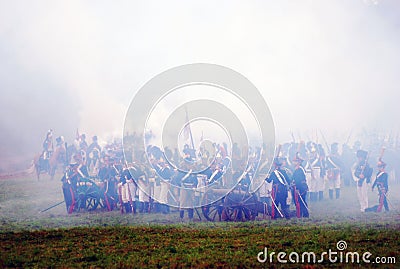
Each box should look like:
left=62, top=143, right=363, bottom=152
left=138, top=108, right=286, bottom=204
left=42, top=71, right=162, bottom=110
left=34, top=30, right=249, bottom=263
left=201, top=189, right=225, bottom=221
left=75, top=180, right=100, bottom=211
left=93, top=181, right=109, bottom=210
left=223, top=191, right=258, bottom=221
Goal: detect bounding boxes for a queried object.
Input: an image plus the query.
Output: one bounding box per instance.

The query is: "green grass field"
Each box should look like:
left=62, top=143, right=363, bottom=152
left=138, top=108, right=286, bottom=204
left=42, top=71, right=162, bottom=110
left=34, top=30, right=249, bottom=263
left=0, top=174, right=399, bottom=268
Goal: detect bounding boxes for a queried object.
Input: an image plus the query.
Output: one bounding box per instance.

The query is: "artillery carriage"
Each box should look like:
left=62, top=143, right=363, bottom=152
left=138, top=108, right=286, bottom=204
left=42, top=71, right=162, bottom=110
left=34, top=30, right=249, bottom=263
left=201, top=185, right=270, bottom=222
left=61, top=164, right=117, bottom=214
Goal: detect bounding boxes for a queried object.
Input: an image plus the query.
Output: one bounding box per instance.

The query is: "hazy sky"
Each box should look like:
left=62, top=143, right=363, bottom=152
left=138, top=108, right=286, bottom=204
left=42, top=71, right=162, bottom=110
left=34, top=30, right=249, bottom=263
left=1, top=0, right=399, bottom=160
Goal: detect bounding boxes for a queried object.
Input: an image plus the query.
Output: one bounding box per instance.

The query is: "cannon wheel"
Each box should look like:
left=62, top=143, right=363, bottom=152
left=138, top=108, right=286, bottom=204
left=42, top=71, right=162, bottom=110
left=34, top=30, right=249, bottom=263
left=201, top=189, right=225, bottom=221
left=75, top=180, right=100, bottom=211
left=223, top=191, right=258, bottom=221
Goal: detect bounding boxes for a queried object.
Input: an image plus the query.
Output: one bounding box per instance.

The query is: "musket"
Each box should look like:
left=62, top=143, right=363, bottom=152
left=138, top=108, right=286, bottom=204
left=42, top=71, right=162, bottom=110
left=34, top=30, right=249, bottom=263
left=356, top=152, right=370, bottom=184
left=345, top=129, right=353, bottom=146
left=39, top=201, right=65, bottom=213
left=185, top=107, right=196, bottom=153
left=290, top=131, right=296, bottom=144
left=276, top=144, right=282, bottom=158
left=319, top=130, right=331, bottom=155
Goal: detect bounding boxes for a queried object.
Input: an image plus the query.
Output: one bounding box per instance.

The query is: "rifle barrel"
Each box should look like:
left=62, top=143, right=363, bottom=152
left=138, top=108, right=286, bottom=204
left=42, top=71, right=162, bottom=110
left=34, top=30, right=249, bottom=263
left=39, top=201, right=65, bottom=213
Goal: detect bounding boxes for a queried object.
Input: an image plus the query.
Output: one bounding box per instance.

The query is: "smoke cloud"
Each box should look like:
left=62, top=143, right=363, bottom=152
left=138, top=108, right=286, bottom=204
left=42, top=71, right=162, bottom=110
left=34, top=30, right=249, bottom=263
left=1, top=0, right=399, bottom=169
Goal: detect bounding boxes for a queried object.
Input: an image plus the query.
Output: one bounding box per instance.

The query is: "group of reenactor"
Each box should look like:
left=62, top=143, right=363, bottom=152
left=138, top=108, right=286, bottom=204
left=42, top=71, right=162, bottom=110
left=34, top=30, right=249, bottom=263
left=117, top=144, right=240, bottom=221
left=46, top=128, right=394, bottom=218
left=354, top=149, right=390, bottom=212
left=260, top=139, right=393, bottom=219
left=58, top=133, right=237, bottom=220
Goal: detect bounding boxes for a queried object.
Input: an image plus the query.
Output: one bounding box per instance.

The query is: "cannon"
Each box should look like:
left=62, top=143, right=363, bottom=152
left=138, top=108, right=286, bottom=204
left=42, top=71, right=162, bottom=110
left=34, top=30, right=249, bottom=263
left=201, top=186, right=270, bottom=222
left=61, top=165, right=117, bottom=214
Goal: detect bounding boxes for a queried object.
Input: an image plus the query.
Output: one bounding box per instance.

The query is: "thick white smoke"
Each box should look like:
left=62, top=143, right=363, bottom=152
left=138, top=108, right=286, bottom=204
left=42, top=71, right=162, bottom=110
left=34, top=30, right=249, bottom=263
left=0, top=0, right=399, bottom=169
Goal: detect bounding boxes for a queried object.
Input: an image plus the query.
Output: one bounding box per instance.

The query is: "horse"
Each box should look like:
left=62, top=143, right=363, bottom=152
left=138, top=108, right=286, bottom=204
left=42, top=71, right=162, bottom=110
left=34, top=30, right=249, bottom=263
left=34, top=145, right=67, bottom=180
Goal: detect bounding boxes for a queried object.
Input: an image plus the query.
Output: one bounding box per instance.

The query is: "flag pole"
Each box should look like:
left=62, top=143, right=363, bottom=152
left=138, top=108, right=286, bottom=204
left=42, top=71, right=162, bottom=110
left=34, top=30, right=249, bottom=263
left=185, top=107, right=196, bottom=151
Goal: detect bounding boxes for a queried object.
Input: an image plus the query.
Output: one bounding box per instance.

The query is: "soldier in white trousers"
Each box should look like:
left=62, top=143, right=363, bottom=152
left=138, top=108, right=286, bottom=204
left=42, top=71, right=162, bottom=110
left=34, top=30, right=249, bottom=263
left=326, top=143, right=343, bottom=199
left=354, top=150, right=373, bottom=212
left=137, top=174, right=150, bottom=213
left=118, top=166, right=137, bottom=214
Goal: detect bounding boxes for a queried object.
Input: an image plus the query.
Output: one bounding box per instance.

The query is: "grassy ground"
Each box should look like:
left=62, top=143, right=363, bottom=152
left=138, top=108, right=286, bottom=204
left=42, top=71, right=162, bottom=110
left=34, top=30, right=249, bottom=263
left=0, top=173, right=399, bottom=268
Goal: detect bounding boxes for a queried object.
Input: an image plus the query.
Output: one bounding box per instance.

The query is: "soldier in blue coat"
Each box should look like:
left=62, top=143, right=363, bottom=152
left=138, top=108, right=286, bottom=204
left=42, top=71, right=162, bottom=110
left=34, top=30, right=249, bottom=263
left=354, top=149, right=373, bottom=212
left=175, top=162, right=198, bottom=221
left=265, top=158, right=291, bottom=219
left=291, top=154, right=309, bottom=218
left=326, top=143, right=343, bottom=199
left=372, top=160, right=389, bottom=212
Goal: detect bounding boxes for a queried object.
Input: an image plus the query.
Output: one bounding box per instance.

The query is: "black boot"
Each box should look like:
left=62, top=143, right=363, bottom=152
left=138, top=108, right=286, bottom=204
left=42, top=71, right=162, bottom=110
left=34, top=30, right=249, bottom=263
left=132, top=202, right=136, bottom=214
left=312, top=192, right=317, bottom=202
left=162, top=204, right=170, bottom=214
left=329, top=189, right=334, bottom=199
left=153, top=203, right=160, bottom=213
left=144, top=202, right=149, bottom=213
left=188, top=209, right=194, bottom=220
left=335, top=188, right=340, bottom=199
left=319, top=191, right=324, bottom=201
left=124, top=203, right=132, bottom=213
left=139, top=202, right=144, bottom=213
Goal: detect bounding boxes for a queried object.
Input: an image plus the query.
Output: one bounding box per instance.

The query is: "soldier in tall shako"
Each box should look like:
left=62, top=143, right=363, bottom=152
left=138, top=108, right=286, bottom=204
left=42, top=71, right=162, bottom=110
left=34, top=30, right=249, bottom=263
left=291, top=153, right=309, bottom=218
left=54, top=136, right=66, bottom=167
left=175, top=161, right=198, bottom=221
left=370, top=160, right=389, bottom=212
left=40, top=129, right=54, bottom=172
left=306, top=144, right=325, bottom=202
left=304, top=144, right=317, bottom=203
left=155, top=158, right=174, bottom=214
left=119, top=164, right=137, bottom=214
left=326, top=143, right=343, bottom=199
left=61, top=152, right=90, bottom=213
left=354, top=149, right=373, bottom=212
left=98, top=155, right=120, bottom=209
left=265, top=157, right=291, bottom=219
left=42, top=129, right=54, bottom=159
left=87, top=135, right=101, bottom=174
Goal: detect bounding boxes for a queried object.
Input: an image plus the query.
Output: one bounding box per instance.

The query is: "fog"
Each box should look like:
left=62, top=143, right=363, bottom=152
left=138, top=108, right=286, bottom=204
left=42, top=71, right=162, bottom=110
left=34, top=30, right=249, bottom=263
left=1, top=0, right=399, bottom=170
